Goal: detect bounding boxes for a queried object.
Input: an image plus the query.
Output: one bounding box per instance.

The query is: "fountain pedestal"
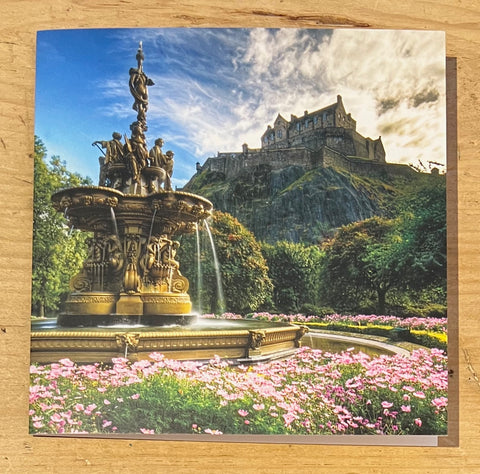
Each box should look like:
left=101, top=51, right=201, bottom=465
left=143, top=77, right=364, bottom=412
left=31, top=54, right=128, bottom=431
left=52, top=186, right=212, bottom=327
left=116, top=293, right=144, bottom=315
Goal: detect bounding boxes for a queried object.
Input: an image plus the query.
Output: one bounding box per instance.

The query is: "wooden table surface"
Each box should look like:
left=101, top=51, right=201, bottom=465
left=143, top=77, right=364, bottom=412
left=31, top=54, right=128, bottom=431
left=0, top=1, right=478, bottom=472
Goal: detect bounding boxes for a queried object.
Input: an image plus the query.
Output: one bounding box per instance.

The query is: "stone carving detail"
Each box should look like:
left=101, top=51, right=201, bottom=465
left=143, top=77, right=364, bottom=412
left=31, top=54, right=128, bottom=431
left=71, top=234, right=124, bottom=292
left=123, top=235, right=141, bottom=294
left=294, top=325, right=309, bottom=347
left=141, top=235, right=186, bottom=292
left=116, top=333, right=140, bottom=351
left=248, top=330, right=266, bottom=350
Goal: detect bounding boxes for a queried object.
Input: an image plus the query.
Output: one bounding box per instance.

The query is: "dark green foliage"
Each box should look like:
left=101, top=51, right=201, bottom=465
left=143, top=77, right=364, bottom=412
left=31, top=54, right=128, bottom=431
left=319, top=216, right=404, bottom=314
left=32, top=137, right=92, bottom=316
left=319, top=175, right=446, bottom=315
left=261, top=241, right=323, bottom=313
left=395, top=176, right=446, bottom=289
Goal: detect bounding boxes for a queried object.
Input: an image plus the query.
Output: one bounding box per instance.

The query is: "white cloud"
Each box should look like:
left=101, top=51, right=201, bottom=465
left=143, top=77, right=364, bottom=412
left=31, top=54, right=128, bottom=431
left=101, top=28, right=446, bottom=176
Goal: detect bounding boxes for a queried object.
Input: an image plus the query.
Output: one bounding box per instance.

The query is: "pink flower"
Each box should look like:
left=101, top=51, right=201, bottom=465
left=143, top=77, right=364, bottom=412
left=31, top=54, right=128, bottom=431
left=140, top=428, right=154, bottom=434
left=33, top=421, right=44, bottom=429
left=413, top=391, right=426, bottom=399
left=381, top=401, right=394, bottom=409
left=74, top=403, right=84, bottom=412
left=253, top=403, right=265, bottom=411
left=103, top=399, right=111, bottom=405
left=432, top=397, right=448, bottom=408
left=238, top=409, right=249, bottom=417
left=282, top=412, right=298, bottom=427
left=415, top=418, right=422, bottom=427
left=50, top=413, right=62, bottom=423
left=102, top=420, right=112, bottom=428
left=401, top=405, right=411, bottom=413
left=244, top=420, right=250, bottom=425
left=84, top=404, right=97, bottom=415
left=130, top=393, right=140, bottom=400
left=204, top=428, right=223, bottom=435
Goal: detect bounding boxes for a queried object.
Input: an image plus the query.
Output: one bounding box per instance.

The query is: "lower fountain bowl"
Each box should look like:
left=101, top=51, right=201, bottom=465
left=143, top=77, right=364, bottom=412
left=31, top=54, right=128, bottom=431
left=31, top=318, right=307, bottom=364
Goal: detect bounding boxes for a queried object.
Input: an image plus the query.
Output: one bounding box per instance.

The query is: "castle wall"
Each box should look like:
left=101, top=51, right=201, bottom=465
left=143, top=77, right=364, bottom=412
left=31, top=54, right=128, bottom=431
left=200, top=145, right=409, bottom=182
left=244, top=148, right=317, bottom=173
left=321, top=146, right=413, bottom=177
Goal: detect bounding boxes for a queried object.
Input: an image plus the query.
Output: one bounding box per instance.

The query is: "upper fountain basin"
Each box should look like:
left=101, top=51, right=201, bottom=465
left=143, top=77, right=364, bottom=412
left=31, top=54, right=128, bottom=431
left=52, top=186, right=213, bottom=236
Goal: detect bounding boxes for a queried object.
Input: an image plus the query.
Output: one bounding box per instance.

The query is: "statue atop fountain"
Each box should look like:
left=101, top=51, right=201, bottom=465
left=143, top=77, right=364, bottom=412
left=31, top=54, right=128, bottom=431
left=52, top=43, right=213, bottom=327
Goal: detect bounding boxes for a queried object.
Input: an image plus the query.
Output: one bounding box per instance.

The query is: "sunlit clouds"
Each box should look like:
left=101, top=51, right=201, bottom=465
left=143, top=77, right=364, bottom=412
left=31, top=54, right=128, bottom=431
left=35, top=28, right=446, bottom=186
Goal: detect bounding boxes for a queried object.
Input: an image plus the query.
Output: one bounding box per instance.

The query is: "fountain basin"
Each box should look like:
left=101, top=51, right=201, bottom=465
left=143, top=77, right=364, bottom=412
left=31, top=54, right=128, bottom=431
left=303, top=331, right=410, bottom=357
left=31, top=319, right=307, bottom=364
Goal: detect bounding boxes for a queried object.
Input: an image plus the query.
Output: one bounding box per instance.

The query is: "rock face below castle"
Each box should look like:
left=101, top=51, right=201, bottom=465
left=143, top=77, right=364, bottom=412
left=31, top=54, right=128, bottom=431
left=184, top=96, right=417, bottom=244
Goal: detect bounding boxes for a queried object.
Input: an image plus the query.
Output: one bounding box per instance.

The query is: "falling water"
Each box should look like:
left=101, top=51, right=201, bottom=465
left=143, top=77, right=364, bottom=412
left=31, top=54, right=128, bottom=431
left=100, top=244, right=106, bottom=291
left=144, top=208, right=157, bottom=271
left=204, top=220, right=225, bottom=314
left=147, top=208, right=157, bottom=244
left=195, top=223, right=203, bottom=314
left=110, top=208, right=119, bottom=238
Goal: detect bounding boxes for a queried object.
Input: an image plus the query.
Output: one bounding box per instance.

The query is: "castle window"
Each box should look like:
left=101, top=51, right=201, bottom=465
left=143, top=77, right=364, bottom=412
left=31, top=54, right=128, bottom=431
left=313, top=116, right=318, bottom=125
left=277, top=130, right=283, bottom=138
left=296, top=122, right=301, bottom=132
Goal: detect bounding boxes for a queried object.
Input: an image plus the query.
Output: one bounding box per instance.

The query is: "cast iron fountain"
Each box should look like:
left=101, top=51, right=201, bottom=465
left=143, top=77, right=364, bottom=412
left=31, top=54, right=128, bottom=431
left=31, top=43, right=306, bottom=363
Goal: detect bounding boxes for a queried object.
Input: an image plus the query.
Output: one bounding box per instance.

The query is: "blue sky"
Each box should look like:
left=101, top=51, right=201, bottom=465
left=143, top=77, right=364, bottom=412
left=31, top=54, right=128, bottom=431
left=35, top=28, right=446, bottom=187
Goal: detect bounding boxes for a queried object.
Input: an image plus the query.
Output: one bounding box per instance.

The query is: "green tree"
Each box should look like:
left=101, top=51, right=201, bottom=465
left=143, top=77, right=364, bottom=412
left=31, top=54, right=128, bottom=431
left=320, top=216, right=404, bottom=314
left=396, top=177, right=446, bottom=290
left=178, top=211, right=273, bottom=314
left=32, top=137, right=91, bottom=317
left=262, top=241, right=323, bottom=313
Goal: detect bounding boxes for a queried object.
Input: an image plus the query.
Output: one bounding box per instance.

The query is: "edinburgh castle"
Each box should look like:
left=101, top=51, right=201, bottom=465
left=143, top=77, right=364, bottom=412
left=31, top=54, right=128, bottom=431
left=192, top=95, right=415, bottom=181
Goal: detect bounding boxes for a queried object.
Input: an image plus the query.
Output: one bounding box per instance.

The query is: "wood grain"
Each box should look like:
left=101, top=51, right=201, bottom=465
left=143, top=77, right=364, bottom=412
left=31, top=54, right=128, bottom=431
left=1, top=0, right=479, bottom=471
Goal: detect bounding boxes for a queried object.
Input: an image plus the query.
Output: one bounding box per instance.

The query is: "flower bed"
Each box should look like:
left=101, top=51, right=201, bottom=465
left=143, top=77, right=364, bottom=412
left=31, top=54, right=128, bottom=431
left=203, top=312, right=448, bottom=350
left=242, top=312, right=447, bottom=334
left=30, top=347, right=447, bottom=436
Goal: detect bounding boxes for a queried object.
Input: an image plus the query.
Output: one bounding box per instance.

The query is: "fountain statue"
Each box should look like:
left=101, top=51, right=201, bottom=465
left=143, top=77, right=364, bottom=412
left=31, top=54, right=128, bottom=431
left=31, top=43, right=306, bottom=363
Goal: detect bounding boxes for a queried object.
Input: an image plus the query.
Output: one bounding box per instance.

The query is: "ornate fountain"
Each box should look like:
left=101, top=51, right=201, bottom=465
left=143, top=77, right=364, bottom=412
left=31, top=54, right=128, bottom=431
left=31, top=43, right=306, bottom=363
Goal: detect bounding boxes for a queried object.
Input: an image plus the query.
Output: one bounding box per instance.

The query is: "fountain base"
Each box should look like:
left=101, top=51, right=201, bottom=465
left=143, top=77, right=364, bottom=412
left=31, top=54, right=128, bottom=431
left=31, top=319, right=307, bottom=364
left=59, top=291, right=196, bottom=327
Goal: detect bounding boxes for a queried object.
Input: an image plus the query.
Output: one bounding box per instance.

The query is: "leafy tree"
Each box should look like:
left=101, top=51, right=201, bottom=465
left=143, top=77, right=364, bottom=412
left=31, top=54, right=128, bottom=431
left=320, top=216, right=404, bottom=314
left=261, top=241, right=323, bottom=313
left=32, top=137, right=91, bottom=317
left=396, top=177, right=446, bottom=290
left=177, top=211, right=273, bottom=314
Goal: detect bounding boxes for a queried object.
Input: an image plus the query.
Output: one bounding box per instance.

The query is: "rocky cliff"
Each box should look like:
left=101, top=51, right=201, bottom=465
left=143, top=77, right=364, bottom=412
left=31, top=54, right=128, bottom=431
left=183, top=163, right=405, bottom=244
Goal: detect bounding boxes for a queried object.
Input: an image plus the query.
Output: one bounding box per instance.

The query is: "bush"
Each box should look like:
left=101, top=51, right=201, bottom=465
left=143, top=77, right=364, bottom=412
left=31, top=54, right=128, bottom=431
left=299, top=304, right=335, bottom=318
left=409, top=330, right=448, bottom=351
